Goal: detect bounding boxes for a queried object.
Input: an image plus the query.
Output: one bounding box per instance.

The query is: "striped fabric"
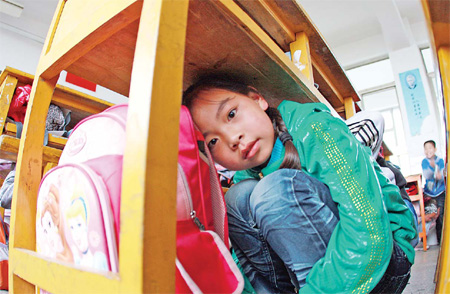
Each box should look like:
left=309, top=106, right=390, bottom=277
left=346, top=111, right=385, bottom=159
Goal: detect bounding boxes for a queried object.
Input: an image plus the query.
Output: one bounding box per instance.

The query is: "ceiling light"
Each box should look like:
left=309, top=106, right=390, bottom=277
left=0, top=0, right=24, bottom=18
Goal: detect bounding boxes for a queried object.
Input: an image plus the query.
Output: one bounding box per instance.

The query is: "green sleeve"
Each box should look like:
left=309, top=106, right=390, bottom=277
left=373, top=163, right=416, bottom=264
left=233, top=169, right=259, bottom=184
left=296, top=112, right=393, bottom=294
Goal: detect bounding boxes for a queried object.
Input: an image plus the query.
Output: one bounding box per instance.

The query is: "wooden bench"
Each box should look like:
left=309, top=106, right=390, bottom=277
left=9, top=1, right=361, bottom=293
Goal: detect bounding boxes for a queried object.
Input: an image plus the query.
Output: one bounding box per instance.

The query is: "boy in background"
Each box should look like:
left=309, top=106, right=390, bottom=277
left=422, top=140, right=445, bottom=244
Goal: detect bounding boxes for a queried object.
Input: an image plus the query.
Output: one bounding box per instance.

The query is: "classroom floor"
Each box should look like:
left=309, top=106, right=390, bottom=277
left=404, top=244, right=440, bottom=293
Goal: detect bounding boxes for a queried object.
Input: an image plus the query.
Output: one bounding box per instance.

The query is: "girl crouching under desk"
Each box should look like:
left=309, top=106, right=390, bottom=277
left=183, top=75, right=416, bottom=293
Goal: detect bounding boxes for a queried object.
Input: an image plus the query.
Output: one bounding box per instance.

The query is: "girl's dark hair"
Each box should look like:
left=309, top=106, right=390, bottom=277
left=183, top=74, right=301, bottom=170
left=265, top=107, right=301, bottom=170
left=183, top=74, right=252, bottom=108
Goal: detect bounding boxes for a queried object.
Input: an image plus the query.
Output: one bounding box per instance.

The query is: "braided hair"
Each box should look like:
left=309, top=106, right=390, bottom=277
left=183, top=74, right=301, bottom=170
left=265, top=107, right=301, bottom=170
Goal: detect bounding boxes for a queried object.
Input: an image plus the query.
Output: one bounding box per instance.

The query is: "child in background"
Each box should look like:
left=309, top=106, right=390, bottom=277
left=183, top=75, right=416, bottom=293
left=422, top=140, right=445, bottom=244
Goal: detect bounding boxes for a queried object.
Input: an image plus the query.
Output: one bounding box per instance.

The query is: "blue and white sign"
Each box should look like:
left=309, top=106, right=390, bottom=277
left=399, top=68, right=429, bottom=136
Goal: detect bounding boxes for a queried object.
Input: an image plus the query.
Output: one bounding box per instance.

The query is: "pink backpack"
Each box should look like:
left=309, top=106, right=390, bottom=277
left=176, top=106, right=244, bottom=293
left=36, top=105, right=126, bottom=273
left=36, top=104, right=243, bottom=292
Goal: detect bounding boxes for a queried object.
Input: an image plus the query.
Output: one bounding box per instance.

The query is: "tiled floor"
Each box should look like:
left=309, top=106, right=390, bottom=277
left=404, top=244, right=440, bottom=293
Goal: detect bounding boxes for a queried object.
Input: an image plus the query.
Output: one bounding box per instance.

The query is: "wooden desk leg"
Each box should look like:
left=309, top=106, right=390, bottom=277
left=289, top=32, right=314, bottom=83
left=0, top=75, right=18, bottom=132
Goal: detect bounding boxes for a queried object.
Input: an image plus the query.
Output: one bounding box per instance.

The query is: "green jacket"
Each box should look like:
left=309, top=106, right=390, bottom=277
left=234, top=101, right=416, bottom=293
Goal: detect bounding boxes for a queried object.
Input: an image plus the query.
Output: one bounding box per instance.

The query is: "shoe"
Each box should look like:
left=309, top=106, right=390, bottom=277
left=415, top=241, right=430, bottom=251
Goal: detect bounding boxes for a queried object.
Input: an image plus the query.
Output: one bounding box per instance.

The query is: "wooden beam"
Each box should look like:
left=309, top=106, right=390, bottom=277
left=344, top=96, right=356, bottom=119
left=290, top=32, right=314, bottom=83
left=38, top=1, right=142, bottom=80
left=119, top=0, right=189, bottom=292
left=10, top=248, right=120, bottom=294
left=0, top=75, right=18, bottom=132
left=436, top=45, right=450, bottom=294
left=9, top=74, right=59, bottom=292
left=0, top=135, right=62, bottom=164
left=5, top=123, right=67, bottom=150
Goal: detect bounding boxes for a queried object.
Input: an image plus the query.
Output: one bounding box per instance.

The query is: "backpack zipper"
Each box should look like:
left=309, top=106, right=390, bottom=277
left=178, top=163, right=205, bottom=231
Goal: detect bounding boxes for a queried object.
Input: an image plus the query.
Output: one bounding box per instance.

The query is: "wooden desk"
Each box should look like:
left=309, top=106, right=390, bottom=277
left=7, top=0, right=362, bottom=292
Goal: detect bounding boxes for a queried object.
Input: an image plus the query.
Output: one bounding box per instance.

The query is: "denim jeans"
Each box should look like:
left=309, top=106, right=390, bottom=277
left=225, top=169, right=339, bottom=293
left=226, top=169, right=412, bottom=293
left=370, top=242, right=411, bottom=293
left=434, top=191, right=446, bottom=243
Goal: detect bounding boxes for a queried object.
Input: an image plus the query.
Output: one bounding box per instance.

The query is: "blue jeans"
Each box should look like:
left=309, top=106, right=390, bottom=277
left=225, top=169, right=339, bottom=293
left=227, top=169, right=412, bottom=293
left=370, top=242, right=411, bottom=293
left=433, top=191, right=445, bottom=243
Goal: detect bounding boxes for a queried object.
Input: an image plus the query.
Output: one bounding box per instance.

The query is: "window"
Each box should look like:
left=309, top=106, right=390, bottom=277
left=346, top=59, right=394, bottom=92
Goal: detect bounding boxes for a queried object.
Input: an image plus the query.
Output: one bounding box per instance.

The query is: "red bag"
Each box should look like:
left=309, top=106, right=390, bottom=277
left=176, top=106, right=244, bottom=293
left=8, top=84, right=31, bottom=123
left=0, top=214, right=9, bottom=290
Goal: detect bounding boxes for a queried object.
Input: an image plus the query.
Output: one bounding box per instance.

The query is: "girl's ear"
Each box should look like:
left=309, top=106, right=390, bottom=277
left=248, top=91, right=269, bottom=110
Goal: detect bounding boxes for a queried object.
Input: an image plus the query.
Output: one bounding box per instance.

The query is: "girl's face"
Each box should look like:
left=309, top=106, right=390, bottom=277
left=190, top=88, right=275, bottom=171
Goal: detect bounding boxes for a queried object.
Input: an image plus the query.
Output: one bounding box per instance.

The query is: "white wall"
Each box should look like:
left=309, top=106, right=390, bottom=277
left=333, top=21, right=429, bottom=70
left=390, top=46, right=445, bottom=175
left=0, top=26, right=42, bottom=74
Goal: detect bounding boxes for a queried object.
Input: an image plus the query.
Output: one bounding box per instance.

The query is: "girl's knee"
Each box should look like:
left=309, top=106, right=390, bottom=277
left=249, top=170, right=301, bottom=211
left=225, top=179, right=258, bottom=213
left=259, top=169, right=322, bottom=188
left=254, top=169, right=322, bottom=199
left=250, top=169, right=337, bottom=218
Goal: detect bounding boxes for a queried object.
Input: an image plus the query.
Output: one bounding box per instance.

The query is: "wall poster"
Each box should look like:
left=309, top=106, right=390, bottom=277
left=399, top=68, right=429, bottom=136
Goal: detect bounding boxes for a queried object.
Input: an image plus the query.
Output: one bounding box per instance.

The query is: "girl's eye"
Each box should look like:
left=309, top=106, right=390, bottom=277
left=228, top=109, right=236, bottom=120
left=208, top=138, right=218, bottom=148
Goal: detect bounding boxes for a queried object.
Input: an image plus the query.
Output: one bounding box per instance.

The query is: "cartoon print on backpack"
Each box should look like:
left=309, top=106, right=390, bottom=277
left=38, top=184, right=73, bottom=263
left=65, top=196, right=108, bottom=270
left=37, top=168, right=113, bottom=272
